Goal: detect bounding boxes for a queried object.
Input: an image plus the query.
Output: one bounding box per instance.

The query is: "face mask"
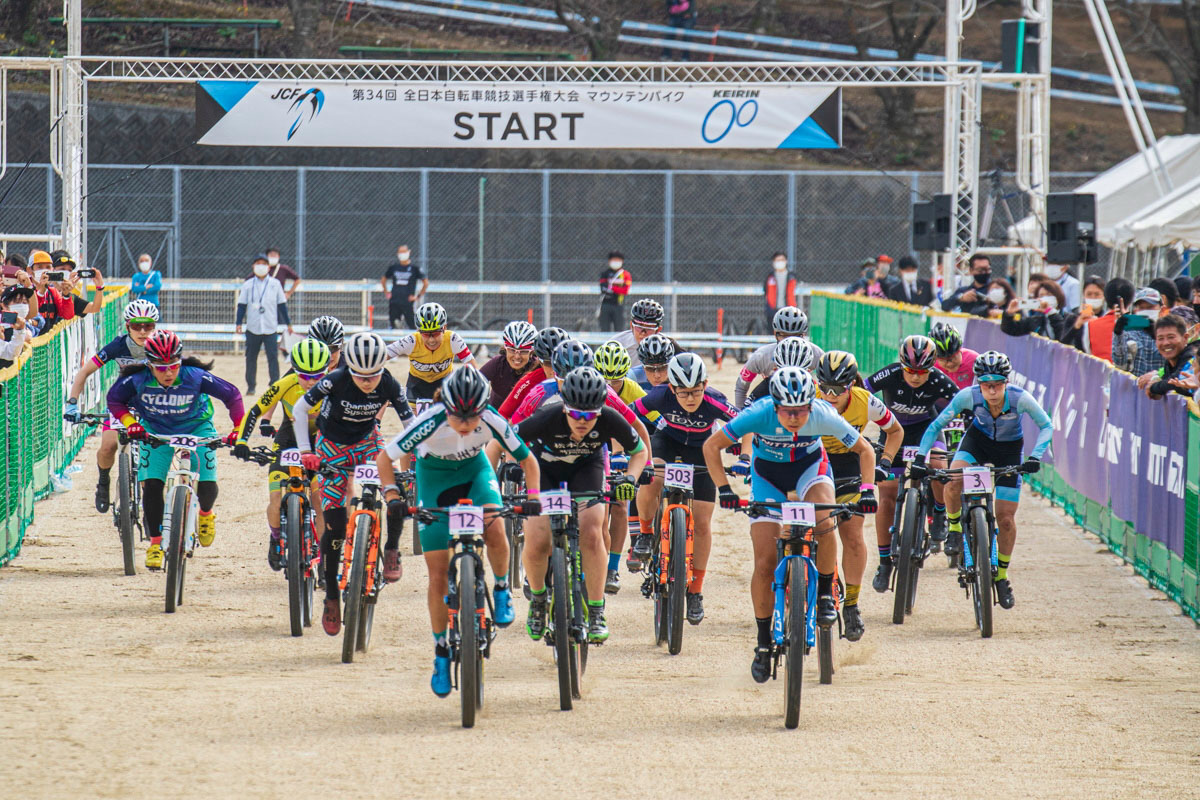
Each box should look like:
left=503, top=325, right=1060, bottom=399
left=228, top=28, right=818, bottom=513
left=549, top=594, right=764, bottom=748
left=1039, top=295, right=1058, bottom=311
left=877, top=264, right=890, bottom=277
left=138, top=261, right=151, bottom=272
left=253, top=264, right=269, bottom=278
left=1045, top=265, right=1064, bottom=279
left=1137, top=308, right=1159, bottom=321
left=987, top=288, right=1007, bottom=304
left=1085, top=297, right=1103, bottom=312
left=973, top=270, right=991, bottom=285
left=609, top=260, right=622, bottom=270
left=8, top=304, right=28, bottom=317
left=902, top=271, right=918, bottom=285
left=267, top=256, right=279, bottom=267
left=773, top=260, right=787, bottom=271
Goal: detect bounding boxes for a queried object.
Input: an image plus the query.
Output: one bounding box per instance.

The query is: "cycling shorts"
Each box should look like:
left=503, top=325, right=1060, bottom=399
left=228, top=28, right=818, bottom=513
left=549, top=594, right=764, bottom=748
left=954, top=427, right=1023, bottom=503
left=101, top=413, right=124, bottom=433
left=315, top=430, right=381, bottom=511
left=137, top=423, right=218, bottom=483
left=749, top=447, right=833, bottom=520
left=887, top=420, right=943, bottom=477
left=406, top=375, right=442, bottom=402
left=827, top=452, right=861, bottom=504
left=539, top=457, right=605, bottom=494
left=415, top=452, right=503, bottom=552
left=651, top=431, right=715, bottom=503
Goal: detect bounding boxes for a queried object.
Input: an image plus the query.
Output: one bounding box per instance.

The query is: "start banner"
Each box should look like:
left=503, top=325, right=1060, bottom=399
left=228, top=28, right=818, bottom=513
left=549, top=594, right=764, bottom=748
left=195, top=80, right=841, bottom=149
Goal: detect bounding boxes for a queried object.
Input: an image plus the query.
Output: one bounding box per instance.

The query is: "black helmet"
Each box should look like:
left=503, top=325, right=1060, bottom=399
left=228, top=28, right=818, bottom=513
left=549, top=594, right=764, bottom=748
left=630, top=299, right=664, bottom=326
left=560, top=367, right=608, bottom=411
left=928, top=321, right=963, bottom=357
left=815, top=351, right=859, bottom=386
left=441, top=365, right=491, bottom=416
left=973, top=350, right=1012, bottom=380
left=552, top=339, right=594, bottom=376
left=307, top=315, right=345, bottom=348
left=533, top=326, right=568, bottom=361
left=637, top=333, right=675, bottom=366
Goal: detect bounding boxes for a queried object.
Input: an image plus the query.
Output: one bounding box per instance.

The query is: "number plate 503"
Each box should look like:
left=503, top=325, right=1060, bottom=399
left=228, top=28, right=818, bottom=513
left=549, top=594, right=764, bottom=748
left=961, top=466, right=993, bottom=495
left=664, top=463, right=694, bottom=490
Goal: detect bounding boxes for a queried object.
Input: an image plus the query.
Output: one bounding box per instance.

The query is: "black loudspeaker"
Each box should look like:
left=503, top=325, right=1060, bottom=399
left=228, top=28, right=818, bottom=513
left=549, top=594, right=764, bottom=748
left=932, top=194, right=953, bottom=252
left=911, top=201, right=934, bottom=251
left=1046, top=193, right=1097, bottom=264
left=1001, top=20, right=1040, bottom=74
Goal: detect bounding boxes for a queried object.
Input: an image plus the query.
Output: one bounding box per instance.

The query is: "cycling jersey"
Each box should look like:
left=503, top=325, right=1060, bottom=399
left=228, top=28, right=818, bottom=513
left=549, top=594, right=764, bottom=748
left=935, top=347, right=979, bottom=389
left=721, top=396, right=859, bottom=463
left=108, top=365, right=244, bottom=434
left=386, top=331, right=473, bottom=384
left=384, top=404, right=529, bottom=464
left=517, top=402, right=642, bottom=466
left=294, top=366, right=413, bottom=449
left=613, top=376, right=646, bottom=405
left=497, top=367, right=553, bottom=418
left=919, top=385, right=1052, bottom=459
left=91, top=334, right=146, bottom=369
left=733, top=338, right=825, bottom=407
left=609, top=329, right=643, bottom=367
left=479, top=353, right=538, bottom=409
left=512, top=378, right=639, bottom=426
left=818, top=386, right=893, bottom=454
left=236, top=372, right=322, bottom=450
left=864, top=362, right=957, bottom=425
left=633, top=384, right=734, bottom=447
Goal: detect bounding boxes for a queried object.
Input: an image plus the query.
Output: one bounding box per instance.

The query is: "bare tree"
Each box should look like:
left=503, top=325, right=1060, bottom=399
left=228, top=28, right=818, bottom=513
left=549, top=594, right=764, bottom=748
left=1117, top=1, right=1200, bottom=133
left=553, top=0, right=627, bottom=60
left=287, top=0, right=322, bottom=57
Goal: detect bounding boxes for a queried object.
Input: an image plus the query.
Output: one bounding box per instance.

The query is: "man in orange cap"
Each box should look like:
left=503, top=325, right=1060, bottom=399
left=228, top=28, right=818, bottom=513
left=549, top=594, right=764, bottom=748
left=29, top=250, right=74, bottom=331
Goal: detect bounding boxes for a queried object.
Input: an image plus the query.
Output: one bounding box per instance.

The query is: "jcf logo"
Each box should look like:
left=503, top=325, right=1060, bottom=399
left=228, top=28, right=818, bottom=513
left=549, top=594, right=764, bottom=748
left=276, top=87, right=325, bottom=141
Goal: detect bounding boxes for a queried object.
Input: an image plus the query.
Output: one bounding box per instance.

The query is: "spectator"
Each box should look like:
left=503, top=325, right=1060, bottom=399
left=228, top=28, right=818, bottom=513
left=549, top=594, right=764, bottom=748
left=1001, top=274, right=1066, bottom=339
left=29, top=250, right=73, bottom=331
left=246, top=247, right=302, bottom=301
left=0, top=286, right=33, bottom=369
left=662, top=0, right=697, bottom=61
left=5, top=252, right=27, bottom=271
left=1044, top=263, right=1081, bottom=312
left=844, top=258, right=885, bottom=297
left=764, top=252, right=797, bottom=326
left=1174, top=276, right=1194, bottom=313
left=381, top=244, right=428, bottom=330
left=941, top=253, right=993, bottom=315
left=598, top=251, right=632, bottom=332
left=875, top=254, right=899, bottom=295
left=1138, top=314, right=1196, bottom=399
left=1113, top=287, right=1165, bottom=376
left=50, top=253, right=106, bottom=320
left=130, top=253, right=163, bottom=309
left=1191, top=276, right=1200, bottom=321
left=235, top=254, right=293, bottom=395
left=1060, top=276, right=1106, bottom=351
left=983, top=277, right=1018, bottom=318
left=1145, top=276, right=1196, bottom=325
left=886, top=255, right=934, bottom=306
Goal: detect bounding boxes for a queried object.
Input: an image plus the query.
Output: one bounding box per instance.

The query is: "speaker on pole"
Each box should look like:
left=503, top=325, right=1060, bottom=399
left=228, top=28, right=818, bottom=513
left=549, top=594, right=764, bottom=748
left=1046, top=193, right=1097, bottom=264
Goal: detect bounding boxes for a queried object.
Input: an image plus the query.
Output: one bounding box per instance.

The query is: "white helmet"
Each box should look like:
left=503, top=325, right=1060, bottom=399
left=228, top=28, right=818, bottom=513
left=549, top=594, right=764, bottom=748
left=502, top=320, right=538, bottom=351
left=343, top=332, right=389, bottom=375
left=769, top=366, right=817, bottom=407
left=123, top=299, right=160, bottom=323
left=667, top=352, right=707, bottom=388
left=772, top=337, right=814, bottom=371
left=772, top=306, right=809, bottom=336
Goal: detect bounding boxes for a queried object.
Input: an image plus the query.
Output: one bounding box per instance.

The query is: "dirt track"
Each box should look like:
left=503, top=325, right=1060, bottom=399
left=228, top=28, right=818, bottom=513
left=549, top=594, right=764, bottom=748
left=3, top=354, right=1199, bottom=798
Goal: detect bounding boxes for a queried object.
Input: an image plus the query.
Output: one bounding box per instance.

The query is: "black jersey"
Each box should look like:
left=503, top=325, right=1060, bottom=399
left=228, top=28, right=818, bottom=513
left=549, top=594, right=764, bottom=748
left=633, top=384, right=735, bottom=447
left=864, top=362, right=957, bottom=425
left=303, top=366, right=413, bottom=444
left=517, top=400, right=641, bottom=465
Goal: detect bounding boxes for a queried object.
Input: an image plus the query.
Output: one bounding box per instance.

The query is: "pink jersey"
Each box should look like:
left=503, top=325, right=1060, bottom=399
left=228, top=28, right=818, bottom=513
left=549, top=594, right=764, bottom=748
left=512, top=378, right=637, bottom=426
left=937, top=347, right=978, bottom=389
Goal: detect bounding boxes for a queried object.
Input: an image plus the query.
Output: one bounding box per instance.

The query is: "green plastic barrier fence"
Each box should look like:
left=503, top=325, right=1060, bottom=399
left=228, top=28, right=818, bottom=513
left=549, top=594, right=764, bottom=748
left=0, top=288, right=128, bottom=568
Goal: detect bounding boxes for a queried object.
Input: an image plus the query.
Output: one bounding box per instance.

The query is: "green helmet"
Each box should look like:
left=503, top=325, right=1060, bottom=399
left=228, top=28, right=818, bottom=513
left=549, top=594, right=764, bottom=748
left=291, top=338, right=331, bottom=374
left=593, top=340, right=632, bottom=381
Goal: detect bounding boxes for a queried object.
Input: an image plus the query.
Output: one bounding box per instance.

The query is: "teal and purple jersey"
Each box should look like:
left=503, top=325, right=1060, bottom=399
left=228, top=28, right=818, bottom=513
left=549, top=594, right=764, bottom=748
left=107, top=365, right=243, bottom=435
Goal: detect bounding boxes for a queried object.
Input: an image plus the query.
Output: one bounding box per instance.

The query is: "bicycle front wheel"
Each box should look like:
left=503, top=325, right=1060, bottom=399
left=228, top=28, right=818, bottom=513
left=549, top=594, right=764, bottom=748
left=784, top=558, right=806, bottom=729
left=667, top=507, right=687, bottom=656
left=342, top=515, right=371, bottom=664
left=893, top=488, right=921, bottom=624
left=971, top=506, right=993, bottom=639
left=164, top=488, right=189, bottom=614
left=284, top=493, right=306, bottom=637
left=550, top=546, right=572, bottom=710
left=118, top=451, right=136, bottom=576
left=459, top=554, right=480, bottom=728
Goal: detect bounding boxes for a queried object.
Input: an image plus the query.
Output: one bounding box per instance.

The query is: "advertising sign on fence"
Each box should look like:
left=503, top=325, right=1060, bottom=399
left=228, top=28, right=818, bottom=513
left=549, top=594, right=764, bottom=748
left=195, top=81, right=842, bottom=149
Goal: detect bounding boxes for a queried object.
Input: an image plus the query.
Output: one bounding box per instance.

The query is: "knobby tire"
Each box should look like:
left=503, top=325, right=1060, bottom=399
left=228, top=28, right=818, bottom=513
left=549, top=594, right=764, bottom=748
left=164, top=488, right=189, bottom=614
left=971, top=506, right=993, bottom=639
left=459, top=554, right=479, bottom=728
left=551, top=545, right=572, bottom=710
left=118, top=451, right=136, bottom=576
left=284, top=493, right=305, bottom=637
left=667, top=507, right=687, bottom=655
left=784, top=558, right=806, bottom=729
left=341, top=515, right=371, bottom=664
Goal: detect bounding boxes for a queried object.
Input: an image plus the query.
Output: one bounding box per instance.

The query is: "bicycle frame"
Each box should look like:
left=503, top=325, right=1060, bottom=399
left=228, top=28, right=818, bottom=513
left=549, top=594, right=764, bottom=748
left=341, top=483, right=382, bottom=600
left=655, top=481, right=694, bottom=592
left=772, top=533, right=819, bottom=651
left=446, top=532, right=495, bottom=662
left=157, top=441, right=209, bottom=557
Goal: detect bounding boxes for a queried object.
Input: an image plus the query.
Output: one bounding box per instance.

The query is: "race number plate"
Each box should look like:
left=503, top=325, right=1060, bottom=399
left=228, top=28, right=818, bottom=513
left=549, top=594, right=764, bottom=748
left=353, top=463, right=381, bottom=486
left=781, top=501, right=816, bottom=527
left=449, top=505, right=484, bottom=536
left=961, top=466, right=993, bottom=495
left=945, top=419, right=965, bottom=432
left=663, top=463, right=694, bottom=490
left=167, top=435, right=199, bottom=451
left=278, top=448, right=302, bottom=467
left=541, top=489, right=572, bottom=517
left=902, top=446, right=919, bottom=462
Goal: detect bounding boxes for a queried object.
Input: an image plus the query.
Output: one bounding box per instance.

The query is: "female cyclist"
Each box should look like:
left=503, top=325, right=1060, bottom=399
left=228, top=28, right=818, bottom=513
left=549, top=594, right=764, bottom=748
left=385, top=301, right=474, bottom=404
left=233, top=338, right=331, bottom=569
left=306, top=315, right=345, bottom=369
left=703, top=367, right=877, bottom=682
left=633, top=333, right=675, bottom=390
left=106, top=330, right=245, bottom=569
left=64, top=298, right=160, bottom=513
left=292, top=332, right=414, bottom=636
left=498, top=326, right=567, bottom=418
left=740, top=336, right=815, bottom=408
left=912, top=351, right=1051, bottom=609
left=733, top=306, right=825, bottom=407
left=378, top=366, right=541, bottom=697
left=480, top=320, right=540, bottom=408
left=594, top=338, right=646, bottom=591
left=928, top=321, right=978, bottom=389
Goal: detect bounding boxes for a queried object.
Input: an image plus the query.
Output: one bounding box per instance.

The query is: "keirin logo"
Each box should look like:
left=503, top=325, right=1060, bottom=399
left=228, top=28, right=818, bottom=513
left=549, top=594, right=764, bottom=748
left=287, top=88, right=325, bottom=140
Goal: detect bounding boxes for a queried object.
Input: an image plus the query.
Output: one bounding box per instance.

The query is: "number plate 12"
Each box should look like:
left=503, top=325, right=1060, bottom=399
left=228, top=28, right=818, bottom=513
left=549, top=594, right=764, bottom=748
left=449, top=506, right=484, bottom=536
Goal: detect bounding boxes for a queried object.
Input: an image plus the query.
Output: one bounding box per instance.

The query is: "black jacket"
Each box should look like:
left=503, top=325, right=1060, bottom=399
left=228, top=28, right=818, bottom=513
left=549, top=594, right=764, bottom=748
left=941, top=283, right=991, bottom=316
left=1001, top=309, right=1065, bottom=340
left=887, top=279, right=934, bottom=307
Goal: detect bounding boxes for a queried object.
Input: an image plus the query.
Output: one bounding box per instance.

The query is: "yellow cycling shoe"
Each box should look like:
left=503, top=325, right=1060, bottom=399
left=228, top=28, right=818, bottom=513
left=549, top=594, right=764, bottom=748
left=197, top=512, right=216, bottom=547
left=145, top=543, right=164, bottom=570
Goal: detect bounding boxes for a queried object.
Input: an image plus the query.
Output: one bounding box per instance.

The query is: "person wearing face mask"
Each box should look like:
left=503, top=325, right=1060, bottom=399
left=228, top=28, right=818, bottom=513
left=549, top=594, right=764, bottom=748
left=885, top=255, right=933, bottom=306
left=236, top=254, right=294, bottom=395
left=28, top=250, right=73, bottom=330
left=244, top=247, right=302, bottom=301
left=381, top=244, right=428, bottom=330
left=1148, top=276, right=1198, bottom=326
left=941, top=253, right=994, bottom=316
left=50, top=253, right=106, bottom=321
left=1059, top=276, right=1107, bottom=351
left=845, top=258, right=885, bottom=297
left=1043, top=263, right=1080, bottom=312
left=875, top=254, right=899, bottom=294
left=763, top=251, right=797, bottom=326
left=598, top=251, right=632, bottom=332
left=0, top=285, right=34, bottom=369
left=1112, top=287, right=1166, bottom=375
left=1000, top=276, right=1066, bottom=339
left=130, top=253, right=163, bottom=309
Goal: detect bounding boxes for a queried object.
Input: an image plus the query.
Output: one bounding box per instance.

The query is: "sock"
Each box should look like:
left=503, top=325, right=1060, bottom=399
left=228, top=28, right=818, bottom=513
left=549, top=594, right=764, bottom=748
left=608, top=552, right=621, bottom=572
left=432, top=630, right=449, bottom=657
left=933, top=501, right=945, bottom=513
left=530, top=586, right=547, bottom=598
left=199, top=510, right=213, bottom=518
left=150, top=536, right=162, bottom=545
left=629, top=515, right=640, bottom=536
left=844, top=583, right=861, bottom=607
left=98, top=467, right=111, bottom=483
left=878, top=545, right=892, bottom=564
left=817, top=571, right=834, bottom=597
left=755, top=616, right=772, bottom=648
left=638, top=517, right=654, bottom=536
left=269, top=525, right=281, bottom=541
left=689, top=569, right=706, bottom=594
left=494, top=573, right=509, bottom=591
left=587, top=598, right=604, bottom=608
left=947, top=510, right=962, bottom=530
left=996, top=554, right=1011, bottom=581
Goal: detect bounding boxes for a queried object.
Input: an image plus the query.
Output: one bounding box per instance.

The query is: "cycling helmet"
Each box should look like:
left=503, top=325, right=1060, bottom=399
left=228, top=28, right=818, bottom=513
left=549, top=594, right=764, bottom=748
left=772, top=337, right=814, bottom=371
left=143, top=329, right=182, bottom=364
left=928, top=321, right=963, bottom=357
left=815, top=351, right=859, bottom=386
left=560, top=366, right=608, bottom=411
left=123, top=299, right=160, bottom=323
left=308, top=315, right=345, bottom=348
left=637, top=333, right=675, bottom=366
left=973, top=350, right=1012, bottom=380
left=772, top=306, right=809, bottom=336
left=343, top=332, right=389, bottom=375
left=667, top=352, right=707, bottom=388
left=593, top=340, right=632, bottom=381
left=769, top=366, right=817, bottom=407
left=552, top=339, right=594, bottom=376
left=533, top=326, right=568, bottom=362
left=441, top=365, right=491, bottom=416
left=291, top=338, right=330, bottom=374
left=416, top=302, right=447, bottom=332
left=898, top=334, right=937, bottom=371
left=502, top=320, right=538, bottom=351
left=630, top=298, right=665, bottom=327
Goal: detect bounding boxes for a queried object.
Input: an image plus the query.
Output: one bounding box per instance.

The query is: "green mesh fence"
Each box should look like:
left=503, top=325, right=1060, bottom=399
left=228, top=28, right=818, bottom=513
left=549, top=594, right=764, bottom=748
left=0, top=288, right=128, bottom=568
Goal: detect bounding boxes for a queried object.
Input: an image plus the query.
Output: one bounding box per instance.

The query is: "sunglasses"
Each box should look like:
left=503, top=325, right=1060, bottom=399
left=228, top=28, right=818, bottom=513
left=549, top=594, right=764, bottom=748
left=632, top=323, right=659, bottom=332
left=902, top=367, right=930, bottom=376
left=297, top=370, right=327, bottom=381
left=778, top=405, right=810, bottom=417
left=643, top=363, right=669, bottom=372
left=672, top=387, right=704, bottom=400
left=419, top=330, right=443, bottom=337
left=151, top=362, right=180, bottom=372
left=127, top=321, right=155, bottom=332
left=565, top=407, right=600, bottom=421
left=820, top=383, right=848, bottom=396
left=448, top=411, right=481, bottom=422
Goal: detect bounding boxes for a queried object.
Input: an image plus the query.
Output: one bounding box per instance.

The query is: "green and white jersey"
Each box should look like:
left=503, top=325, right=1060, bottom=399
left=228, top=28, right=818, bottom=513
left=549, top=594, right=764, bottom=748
left=384, top=403, right=529, bottom=463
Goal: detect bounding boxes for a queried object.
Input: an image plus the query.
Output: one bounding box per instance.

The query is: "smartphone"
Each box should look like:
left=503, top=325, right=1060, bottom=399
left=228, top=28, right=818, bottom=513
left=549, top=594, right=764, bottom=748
left=46, top=270, right=67, bottom=282
left=1, top=312, right=17, bottom=325
left=75, top=268, right=96, bottom=279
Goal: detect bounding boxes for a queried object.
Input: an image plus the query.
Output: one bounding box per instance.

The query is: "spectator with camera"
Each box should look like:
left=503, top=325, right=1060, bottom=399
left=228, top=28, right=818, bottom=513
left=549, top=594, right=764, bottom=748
left=1001, top=273, right=1066, bottom=339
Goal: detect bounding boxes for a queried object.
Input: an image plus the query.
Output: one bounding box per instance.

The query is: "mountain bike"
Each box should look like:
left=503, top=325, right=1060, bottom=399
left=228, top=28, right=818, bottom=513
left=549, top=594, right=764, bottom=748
left=887, top=446, right=948, bottom=625
left=735, top=498, right=861, bottom=729
left=78, top=413, right=144, bottom=575
left=338, top=461, right=390, bottom=663
left=499, top=467, right=525, bottom=597
left=640, top=460, right=695, bottom=656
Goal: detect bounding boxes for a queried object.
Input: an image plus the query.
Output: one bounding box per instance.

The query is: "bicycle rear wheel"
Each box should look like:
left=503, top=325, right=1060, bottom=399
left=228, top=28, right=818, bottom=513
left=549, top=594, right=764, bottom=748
left=459, top=554, right=480, bottom=728
left=118, top=451, right=136, bottom=576
left=550, top=545, right=572, bottom=710
left=784, top=558, right=806, bottom=729
left=667, top=507, right=687, bottom=655
left=342, top=516, right=371, bottom=663
left=164, top=488, right=188, bottom=614
left=302, top=508, right=316, bottom=627
left=284, top=493, right=305, bottom=637
left=971, top=506, right=993, bottom=639
left=893, top=488, right=921, bottom=624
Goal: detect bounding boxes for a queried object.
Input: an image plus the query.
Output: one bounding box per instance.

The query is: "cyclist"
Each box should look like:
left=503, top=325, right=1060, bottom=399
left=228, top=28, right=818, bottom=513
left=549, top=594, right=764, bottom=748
left=739, top=336, right=815, bottom=408
left=292, top=332, right=414, bottom=636
left=595, top=340, right=645, bottom=406
left=865, top=334, right=958, bottom=589
left=378, top=366, right=541, bottom=697
left=63, top=298, right=160, bottom=513
left=306, top=315, right=345, bottom=369
left=515, top=367, right=649, bottom=644
left=733, top=306, right=826, bottom=407
left=911, top=350, right=1051, bottom=609
left=929, top=321, right=978, bottom=389
left=232, top=338, right=331, bottom=570
left=105, top=330, right=245, bottom=569
left=480, top=320, right=539, bottom=408
left=703, top=367, right=877, bottom=683
left=498, top=326, right=568, bottom=419
left=631, top=352, right=734, bottom=623
left=385, top=301, right=474, bottom=405
left=610, top=298, right=667, bottom=368
left=633, top=333, right=675, bottom=390
left=813, top=350, right=903, bottom=641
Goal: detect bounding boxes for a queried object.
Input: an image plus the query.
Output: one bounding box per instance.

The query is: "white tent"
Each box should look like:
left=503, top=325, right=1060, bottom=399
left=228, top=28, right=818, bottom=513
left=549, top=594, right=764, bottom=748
left=1007, top=134, right=1200, bottom=248
left=1110, top=172, right=1200, bottom=249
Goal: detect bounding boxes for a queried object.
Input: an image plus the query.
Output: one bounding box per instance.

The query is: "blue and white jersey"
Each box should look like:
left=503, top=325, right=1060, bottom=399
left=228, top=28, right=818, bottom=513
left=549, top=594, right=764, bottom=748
left=722, top=396, right=860, bottom=463
left=92, top=334, right=146, bottom=369
left=919, top=385, right=1053, bottom=458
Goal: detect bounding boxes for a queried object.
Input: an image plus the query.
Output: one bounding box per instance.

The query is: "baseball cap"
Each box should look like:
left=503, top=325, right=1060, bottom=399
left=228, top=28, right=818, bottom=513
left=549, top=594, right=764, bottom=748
left=30, top=250, right=53, bottom=266
left=52, top=254, right=76, bottom=269
left=876, top=254, right=894, bottom=263
left=860, top=258, right=876, bottom=269
left=1133, top=287, right=1162, bottom=307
